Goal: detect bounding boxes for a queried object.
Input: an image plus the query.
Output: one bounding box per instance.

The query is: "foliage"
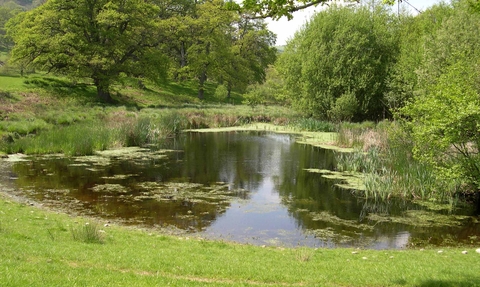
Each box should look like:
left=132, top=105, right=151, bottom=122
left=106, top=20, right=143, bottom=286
left=327, top=91, right=358, bottom=122
left=243, top=65, right=287, bottom=106
left=223, top=17, right=277, bottom=95
left=277, top=2, right=398, bottom=121
left=0, top=3, right=22, bottom=52
left=401, top=1, right=480, bottom=189
left=162, top=0, right=276, bottom=100
left=238, top=0, right=402, bottom=19
left=213, top=84, right=228, bottom=101
left=6, top=0, right=168, bottom=102
left=402, top=62, right=480, bottom=188
left=384, top=2, right=454, bottom=112
left=335, top=121, right=459, bottom=201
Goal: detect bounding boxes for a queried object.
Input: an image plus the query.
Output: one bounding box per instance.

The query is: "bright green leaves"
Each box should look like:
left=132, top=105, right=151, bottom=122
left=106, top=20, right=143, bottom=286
left=240, top=0, right=328, bottom=20
left=277, top=3, right=397, bottom=121
left=7, top=0, right=166, bottom=102
left=238, top=0, right=400, bottom=19
left=401, top=1, right=480, bottom=188
left=402, top=62, right=480, bottom=186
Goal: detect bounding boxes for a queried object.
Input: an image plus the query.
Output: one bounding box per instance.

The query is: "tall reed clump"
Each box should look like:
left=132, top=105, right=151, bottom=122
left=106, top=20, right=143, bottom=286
left=120, top=111, right=186, bottom=147
left=0, top=110, right=188, bottom=155
left=70, top=223, right=104, bottom=244
left=3, top=121, right=114, bottom=156
left=290, top=118, right=336, bottom=132
left=335, top=121, right=460, bottom=201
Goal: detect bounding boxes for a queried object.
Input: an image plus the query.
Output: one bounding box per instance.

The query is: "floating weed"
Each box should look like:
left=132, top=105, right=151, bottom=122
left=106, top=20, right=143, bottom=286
left=367, top=210, right=471, bottom=228
left=91, top=184, right=129, bottom=194
left=309, top=211, right=373, bottom=231
left=70, top=222, right=104, bottom=244
left=304, top=168, right=365, bottom=191
left=307, top=228, right=354, bottom=244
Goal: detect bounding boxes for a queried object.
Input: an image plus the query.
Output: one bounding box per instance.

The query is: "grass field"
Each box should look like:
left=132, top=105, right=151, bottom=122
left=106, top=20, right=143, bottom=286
left=1, top=193, right=479, bottom=287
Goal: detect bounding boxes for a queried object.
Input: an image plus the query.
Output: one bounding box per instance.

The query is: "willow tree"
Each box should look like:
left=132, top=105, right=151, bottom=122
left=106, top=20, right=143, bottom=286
left=277, top=3, right=398, bottom=121
left=7, top=0, right=167, bottom=102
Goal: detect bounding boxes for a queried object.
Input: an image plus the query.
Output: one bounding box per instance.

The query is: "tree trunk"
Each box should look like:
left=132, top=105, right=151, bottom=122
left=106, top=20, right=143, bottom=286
left=94, top=77, right=113, bottom=103
left=198, top=70, right=207, bottom=100
left=180, top=42, right=187, bottom=68
left=227, top=82, right=232, bottom=99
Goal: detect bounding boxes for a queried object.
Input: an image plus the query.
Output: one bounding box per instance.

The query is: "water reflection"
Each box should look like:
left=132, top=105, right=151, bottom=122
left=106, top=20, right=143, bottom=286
left=2, top=131, right=480, bottom=248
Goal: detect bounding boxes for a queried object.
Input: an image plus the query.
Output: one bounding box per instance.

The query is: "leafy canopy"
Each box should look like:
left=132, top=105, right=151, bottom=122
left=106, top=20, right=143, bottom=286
left=401, top=0, right=480, bottom=188
left=237, top=0, right=403, bottom=19
left=277, top=2, right=397, bottom=121
left=7, top=0, right=167, bottom=102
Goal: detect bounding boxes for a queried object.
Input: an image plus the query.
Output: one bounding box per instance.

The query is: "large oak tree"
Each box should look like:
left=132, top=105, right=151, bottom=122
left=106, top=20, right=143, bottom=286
left=7, top=0, right=167, bottom=102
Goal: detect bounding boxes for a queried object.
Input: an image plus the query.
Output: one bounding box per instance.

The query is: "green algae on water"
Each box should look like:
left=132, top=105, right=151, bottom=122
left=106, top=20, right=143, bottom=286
left=367, top=210, right=472, bottom=228
left=304, top=168, right=365, bottom=191
left=91, top=184, right=129, bottom=194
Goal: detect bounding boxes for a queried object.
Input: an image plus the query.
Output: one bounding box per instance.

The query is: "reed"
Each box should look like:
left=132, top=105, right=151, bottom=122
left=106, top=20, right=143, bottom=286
left=335, top=121, right=461, bottom=201
left=289, top=118, right=336, bottom=132
left=3, top=121, right=114, bottom=156
left=70, top=222, right=104, bottom=244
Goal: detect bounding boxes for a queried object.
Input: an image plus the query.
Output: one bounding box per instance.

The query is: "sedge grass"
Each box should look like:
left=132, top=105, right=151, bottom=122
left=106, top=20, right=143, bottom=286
left=3, top=121, right=114, bottom=156
left=0, top=194, right=479, bottom=287
left=70, top=222, right=104, bottom=244
left=335, top=121, right=461, bottom=201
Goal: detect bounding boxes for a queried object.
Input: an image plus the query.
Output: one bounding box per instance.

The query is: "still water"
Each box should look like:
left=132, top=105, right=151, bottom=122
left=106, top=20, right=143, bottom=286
left=2, top=131, right=479, bottom=248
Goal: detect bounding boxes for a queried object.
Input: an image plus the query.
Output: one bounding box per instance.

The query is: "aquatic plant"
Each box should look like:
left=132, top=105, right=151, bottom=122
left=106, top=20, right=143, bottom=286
left=289, top=118, right=336, bottom=132
left=4, top=121, right=113, bottom=156
left=334, top=121, right=462, bottom=201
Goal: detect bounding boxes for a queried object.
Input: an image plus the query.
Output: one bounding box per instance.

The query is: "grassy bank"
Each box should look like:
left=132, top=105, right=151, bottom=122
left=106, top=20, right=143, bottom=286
left=0, top=74, right=304, bottom=155
left=1, top=193, right=479, bottom=287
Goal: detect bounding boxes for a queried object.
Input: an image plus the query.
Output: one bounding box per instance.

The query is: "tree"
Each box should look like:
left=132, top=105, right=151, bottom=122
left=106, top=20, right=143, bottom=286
left=277, top=2, right=398, bottom=121
left=221, top=17, right=277, bottom=98
left=7, top=0, right=168, bottom=102
left=384, top=2, right=454, bottom=111
left=400, top=0, right=480, bottom=189
left=0, top=3, right=22, bottom=52
left=236, top=0, right=401, bottom=19
left=156, top=0, right=197, bottom=79
left=161, top=0, right=275, bottom=100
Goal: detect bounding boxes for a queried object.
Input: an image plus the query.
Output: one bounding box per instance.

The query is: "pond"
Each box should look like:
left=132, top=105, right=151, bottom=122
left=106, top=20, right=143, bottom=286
left=1, top=131, right=479, bottom=248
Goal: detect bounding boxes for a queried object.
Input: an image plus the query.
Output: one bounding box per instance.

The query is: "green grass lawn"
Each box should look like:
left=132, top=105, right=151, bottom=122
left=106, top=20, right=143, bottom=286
left=0, top=193, right=479, bottom=287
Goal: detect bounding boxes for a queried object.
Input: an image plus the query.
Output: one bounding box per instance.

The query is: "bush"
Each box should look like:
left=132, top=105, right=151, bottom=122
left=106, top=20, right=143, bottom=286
left=213, top=84, right=228, bottom=101
left=328, top=92, right=358, bottom=122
